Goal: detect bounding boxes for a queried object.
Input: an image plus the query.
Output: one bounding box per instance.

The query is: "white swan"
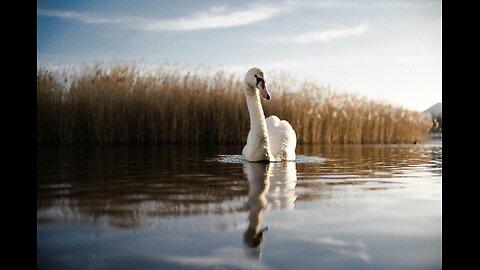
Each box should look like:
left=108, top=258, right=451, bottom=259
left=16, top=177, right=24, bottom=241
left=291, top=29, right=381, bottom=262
left=242, top=67, right=296, bottom=162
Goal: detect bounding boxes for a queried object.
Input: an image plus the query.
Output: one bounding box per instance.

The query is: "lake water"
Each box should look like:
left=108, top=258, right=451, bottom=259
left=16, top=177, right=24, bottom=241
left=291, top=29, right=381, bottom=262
left=37, top=141, right=442, bottom=270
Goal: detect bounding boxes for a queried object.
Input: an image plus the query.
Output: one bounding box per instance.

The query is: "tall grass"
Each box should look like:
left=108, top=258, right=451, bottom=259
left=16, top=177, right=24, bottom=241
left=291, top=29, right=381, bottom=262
left=37, top=64, right=432, bottom=144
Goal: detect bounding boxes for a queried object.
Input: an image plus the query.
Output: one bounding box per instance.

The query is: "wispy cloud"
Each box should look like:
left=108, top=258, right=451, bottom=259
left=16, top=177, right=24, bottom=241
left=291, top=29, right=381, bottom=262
left=266, top=22, right=369, bottom=44
left=140, top=6, right=281, bottom=31
left=38, top=5, right=282, bottom=31
left=284, top=0, right=358, bottom=9
left=37, top=9, right=125, bottom=24
left=285, top=0, right=440, bottom=9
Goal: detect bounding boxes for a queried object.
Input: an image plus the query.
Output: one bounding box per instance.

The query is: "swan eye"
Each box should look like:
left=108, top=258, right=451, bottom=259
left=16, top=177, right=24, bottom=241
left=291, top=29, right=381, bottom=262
left=255, top=75, right=265, bottom=85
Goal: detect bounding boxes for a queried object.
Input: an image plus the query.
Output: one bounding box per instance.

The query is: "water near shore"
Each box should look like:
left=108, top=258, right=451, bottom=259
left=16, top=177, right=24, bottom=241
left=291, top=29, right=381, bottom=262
left=37, top=140, right=442, bottom=270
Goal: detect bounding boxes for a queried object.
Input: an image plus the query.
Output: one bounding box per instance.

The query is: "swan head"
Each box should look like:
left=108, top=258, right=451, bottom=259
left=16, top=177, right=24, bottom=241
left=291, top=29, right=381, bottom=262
left=245, top=67, right=271, bottom=100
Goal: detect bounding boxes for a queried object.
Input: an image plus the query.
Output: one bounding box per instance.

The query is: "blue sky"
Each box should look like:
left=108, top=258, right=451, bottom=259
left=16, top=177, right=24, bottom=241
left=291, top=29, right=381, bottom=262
left=37, top=0, right=441, bottom=111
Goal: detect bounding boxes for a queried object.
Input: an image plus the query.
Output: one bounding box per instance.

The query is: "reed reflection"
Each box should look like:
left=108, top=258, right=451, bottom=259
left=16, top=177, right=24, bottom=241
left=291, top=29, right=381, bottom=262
left=243, top=162, right=297, bottom=259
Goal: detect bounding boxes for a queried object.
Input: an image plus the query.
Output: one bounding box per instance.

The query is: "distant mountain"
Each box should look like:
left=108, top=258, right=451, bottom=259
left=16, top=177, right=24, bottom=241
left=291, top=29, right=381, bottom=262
left=424, top=102, right=442, bottom=117
left=424, top=102, right=442, bottom=133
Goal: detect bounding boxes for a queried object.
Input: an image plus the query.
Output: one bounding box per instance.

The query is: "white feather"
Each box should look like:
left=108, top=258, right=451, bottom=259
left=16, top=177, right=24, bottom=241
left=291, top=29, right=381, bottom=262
left=266, top=116, right=296, bottom=161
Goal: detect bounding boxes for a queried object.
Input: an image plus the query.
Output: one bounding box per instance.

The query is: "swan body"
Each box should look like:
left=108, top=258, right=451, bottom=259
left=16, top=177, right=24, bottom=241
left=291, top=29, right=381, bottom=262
left=242, top=67, right=296, bottom=162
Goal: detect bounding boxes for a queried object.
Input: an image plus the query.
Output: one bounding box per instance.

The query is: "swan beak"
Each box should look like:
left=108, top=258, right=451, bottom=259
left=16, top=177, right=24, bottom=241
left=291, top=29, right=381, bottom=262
left=258, top=81, right=271, bottom=100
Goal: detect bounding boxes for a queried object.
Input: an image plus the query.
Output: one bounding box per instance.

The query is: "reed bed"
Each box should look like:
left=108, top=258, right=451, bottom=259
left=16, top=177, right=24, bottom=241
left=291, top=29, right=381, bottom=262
left=37, top=64, right=432, bottom=144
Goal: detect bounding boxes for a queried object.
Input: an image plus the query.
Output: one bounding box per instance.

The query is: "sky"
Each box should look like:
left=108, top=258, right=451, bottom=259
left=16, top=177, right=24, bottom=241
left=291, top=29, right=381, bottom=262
left=37, top=0, right=442, bottom=112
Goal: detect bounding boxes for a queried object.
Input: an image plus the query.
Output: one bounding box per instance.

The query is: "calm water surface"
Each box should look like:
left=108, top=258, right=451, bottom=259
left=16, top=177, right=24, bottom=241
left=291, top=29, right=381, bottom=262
left=37, top=141, right=442, bottom=270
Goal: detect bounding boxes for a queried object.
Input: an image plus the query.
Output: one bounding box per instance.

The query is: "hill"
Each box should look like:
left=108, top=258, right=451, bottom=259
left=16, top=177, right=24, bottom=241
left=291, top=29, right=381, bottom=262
left=424, top=102, right=442, bottom=133
left=424, top=102, right=442, bottom=118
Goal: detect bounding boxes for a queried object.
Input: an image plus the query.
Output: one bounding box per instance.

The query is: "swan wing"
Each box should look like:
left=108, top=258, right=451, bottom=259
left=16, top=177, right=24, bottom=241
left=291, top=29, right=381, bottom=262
left=266, top=116, right=296, bottom=161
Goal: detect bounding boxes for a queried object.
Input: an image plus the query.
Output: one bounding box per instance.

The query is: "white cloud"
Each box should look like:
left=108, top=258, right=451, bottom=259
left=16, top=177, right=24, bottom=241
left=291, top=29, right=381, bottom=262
left=285, top=0, right=358, bottom=9
left=285, top=0, right=440, bottom=9
left=37, top=9, right=124, bottom=24
left=139, top=5, right=281, bottom=31
left=38, top=5, right=282, bottom=31
left=267, top=22, right=369, bottom=44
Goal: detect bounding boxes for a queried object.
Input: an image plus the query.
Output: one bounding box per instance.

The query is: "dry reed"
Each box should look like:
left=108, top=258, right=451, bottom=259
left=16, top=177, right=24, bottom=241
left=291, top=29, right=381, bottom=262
left=37, top=64, right=432, bottom=144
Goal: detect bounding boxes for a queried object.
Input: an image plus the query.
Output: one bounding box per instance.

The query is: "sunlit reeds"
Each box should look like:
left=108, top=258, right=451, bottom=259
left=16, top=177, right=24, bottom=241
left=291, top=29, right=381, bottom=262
left=37, top=64, right=432, bottom=144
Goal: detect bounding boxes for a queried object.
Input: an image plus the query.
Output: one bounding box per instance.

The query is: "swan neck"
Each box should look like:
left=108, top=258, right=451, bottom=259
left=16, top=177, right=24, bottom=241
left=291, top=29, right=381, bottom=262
left=245, top=86, right=268, bottom=134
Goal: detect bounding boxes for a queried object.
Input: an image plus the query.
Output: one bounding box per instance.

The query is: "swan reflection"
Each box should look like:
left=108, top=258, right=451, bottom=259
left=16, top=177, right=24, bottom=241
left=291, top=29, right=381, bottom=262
left=243, top=162, right=297, bottom=259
